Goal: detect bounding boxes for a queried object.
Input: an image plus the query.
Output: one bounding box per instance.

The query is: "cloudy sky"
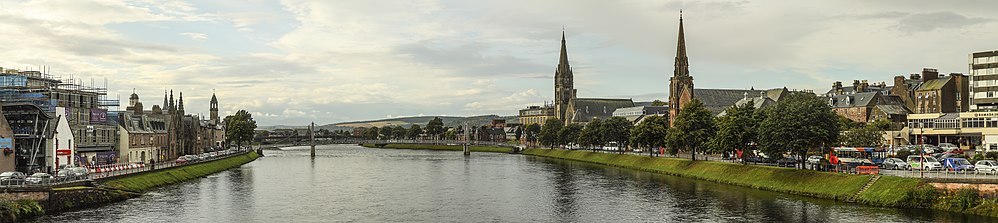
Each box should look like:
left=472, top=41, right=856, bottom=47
left=1, top=0, right=996, bottom=126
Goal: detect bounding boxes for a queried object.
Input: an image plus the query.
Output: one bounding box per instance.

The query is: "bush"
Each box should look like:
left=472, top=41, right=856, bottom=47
left=987, top=151, right=998, bottom=160
left=950, top=188, right=981, bottom=210
left=974, top=153, right=985, bottom=162
left=902, top=185, right=938, bottom=208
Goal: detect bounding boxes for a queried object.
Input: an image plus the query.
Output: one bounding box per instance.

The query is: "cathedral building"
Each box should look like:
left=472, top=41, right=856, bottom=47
left=554, top=31, right=577, bottom=122
left=667, top=12, right=790, bottom=126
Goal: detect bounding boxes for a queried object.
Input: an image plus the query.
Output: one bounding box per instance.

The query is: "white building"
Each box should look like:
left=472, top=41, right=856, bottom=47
left=50, top=107, right=76, bottom=169
left=970, top=50, right=998, bottom=110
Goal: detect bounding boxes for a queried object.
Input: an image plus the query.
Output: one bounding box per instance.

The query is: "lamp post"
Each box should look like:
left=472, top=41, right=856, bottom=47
left=919, top=127, right=924, bottom=178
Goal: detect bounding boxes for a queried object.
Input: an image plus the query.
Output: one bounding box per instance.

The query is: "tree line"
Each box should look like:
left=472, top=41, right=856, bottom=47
left=534, top=92, right=874, bottom=168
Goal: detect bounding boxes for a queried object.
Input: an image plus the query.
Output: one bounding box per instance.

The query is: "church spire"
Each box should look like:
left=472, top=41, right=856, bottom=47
left=674, top=10, right=689, bottom=77
left=559, top=29, right=569, bottom=68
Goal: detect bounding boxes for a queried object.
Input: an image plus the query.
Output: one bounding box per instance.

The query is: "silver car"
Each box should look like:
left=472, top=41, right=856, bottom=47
left=976, top=160, right=998, bottom=174
left=881, top=158, right=908, bottom=170
left=25, top=173, right=52, bottom=184
left=0, top=171, right=26, bottom=184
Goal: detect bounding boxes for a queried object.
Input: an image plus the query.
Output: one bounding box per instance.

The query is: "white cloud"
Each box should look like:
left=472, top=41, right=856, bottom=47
left=179, top=32, right=209, bottom=41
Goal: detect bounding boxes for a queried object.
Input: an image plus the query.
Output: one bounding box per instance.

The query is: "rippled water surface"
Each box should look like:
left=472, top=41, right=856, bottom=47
left=34, top=144, right=994, bottom=222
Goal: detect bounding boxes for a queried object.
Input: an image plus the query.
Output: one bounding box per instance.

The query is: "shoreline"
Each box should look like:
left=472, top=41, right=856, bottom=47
left=0, top=151, right=260, bottom=222
left=520, top=148, right=998, bottom=218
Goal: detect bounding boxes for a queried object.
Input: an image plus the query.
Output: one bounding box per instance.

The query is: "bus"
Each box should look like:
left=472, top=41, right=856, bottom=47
left=831, top=147, right=888, bottom=167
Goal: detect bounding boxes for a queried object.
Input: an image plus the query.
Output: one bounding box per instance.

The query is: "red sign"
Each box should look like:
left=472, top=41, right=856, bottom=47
left=56, top=149, right=71, bottom=155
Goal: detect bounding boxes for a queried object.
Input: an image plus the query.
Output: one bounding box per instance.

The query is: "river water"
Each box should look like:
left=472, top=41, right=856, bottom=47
left=34, top=144, right=993, bottom=222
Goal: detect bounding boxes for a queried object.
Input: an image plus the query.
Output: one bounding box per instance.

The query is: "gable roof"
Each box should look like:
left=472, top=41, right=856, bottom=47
left=566, top=98, right=634, bottom=123
left=829, top=92, right=881, bottom=108
left=693, top=89, right=764, bottom=115
left=917, top=77, right=951, bottom=91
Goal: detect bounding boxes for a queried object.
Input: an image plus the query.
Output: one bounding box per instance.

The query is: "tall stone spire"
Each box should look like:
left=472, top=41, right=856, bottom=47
left=553, top=28, right=576, bottom=123
left=169, top=90, right=175, bottom=112
left=210, top=91, right=219, bottom=124
left=178, top=92, right=185, bottom=112
left=674, top=11, right=689, bottom=77
left=163, top=90, right=168, bottom=113
left=668, top=11, right=694, bottom=127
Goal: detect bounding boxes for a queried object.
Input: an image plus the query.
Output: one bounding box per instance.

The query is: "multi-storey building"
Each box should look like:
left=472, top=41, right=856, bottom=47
left=970, top=50, right=998, bottom=110
left=518, top=104, right=554, bottom=127
left=912, top=68, right=969, bottom=114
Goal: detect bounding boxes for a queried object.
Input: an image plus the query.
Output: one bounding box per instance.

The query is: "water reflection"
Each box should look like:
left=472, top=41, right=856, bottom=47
left=34, top=145, right=998, bottom=222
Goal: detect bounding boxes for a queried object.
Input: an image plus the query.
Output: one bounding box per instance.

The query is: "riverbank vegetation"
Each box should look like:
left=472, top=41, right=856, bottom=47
left=524, top=148, right=998, bottom=218
left=363, top=144, right=511, bottom=153
left=103, top=151, right=260, bottom=192
left=0, top=199, right=43, bottom=222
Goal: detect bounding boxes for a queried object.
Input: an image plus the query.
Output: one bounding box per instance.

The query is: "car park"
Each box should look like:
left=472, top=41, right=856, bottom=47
left=975, top=160, right=998, bottom=173
left=881, top=158, right=908, bottom=170
left=25, top=173, right=52, bottom=184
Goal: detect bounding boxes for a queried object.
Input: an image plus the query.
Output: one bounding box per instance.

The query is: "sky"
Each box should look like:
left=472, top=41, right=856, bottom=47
left=0, top=0, right=996, bottom=126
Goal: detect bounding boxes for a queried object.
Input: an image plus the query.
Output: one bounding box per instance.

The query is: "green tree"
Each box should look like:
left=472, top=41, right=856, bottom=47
left=407, top=124, right=423, bottom=140
left=364, top=127, right=379, bottom=140
left=601, top=116, right=633, bottom=154
left=665, top=99, right=714, bottom=160
left=868, top=118, right=893, bottom=131
left=758, top=93, right=840, bottom=168
left=425, top=117, right=445, bottom=140
left=515, top=127, right=523, bottom=141
left=559, top=123, right=584, bottom=148
left=709, top=101, right=758, bottom=163
left=630, top=115, right=668, bottom=156
left=578, top=118, right=604, bottom=151
left=651, top=100, right=667, bottom=106
left=539, top=118, right=564, bottom=148
left=839, top=125, right=883, bottom=147
left=223, top=110, right=257, bottom=148
left=379, top=126, right=393, bottom=140
left=525, top=123, right=541, bottom=146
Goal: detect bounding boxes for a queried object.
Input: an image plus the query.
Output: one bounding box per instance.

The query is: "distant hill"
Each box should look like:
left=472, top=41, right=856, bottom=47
left=257, top=125, right=307, bottom=130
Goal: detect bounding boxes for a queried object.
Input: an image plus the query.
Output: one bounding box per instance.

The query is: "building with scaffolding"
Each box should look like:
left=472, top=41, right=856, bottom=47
left=0, top=67, right=120, bottom=172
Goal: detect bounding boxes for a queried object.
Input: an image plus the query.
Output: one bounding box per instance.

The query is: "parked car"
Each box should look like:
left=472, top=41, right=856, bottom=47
left=25, top=173, right=52, bottom=184
left=176, top=156, right=190, bottom=164
left=938, top=143, right=958, bottom=150
left=975, top=160, right=998, bottom=173
left=806, top=156, right=823, bottom=165
left=63, top=167, right=90, bottom=180
left=0, top=171, right=27, bottom=184
left=907, top=155, right=943, bottom=170
left=881, top=158, right=908, bottom=170
left=942, top=158, right=975, bottom=172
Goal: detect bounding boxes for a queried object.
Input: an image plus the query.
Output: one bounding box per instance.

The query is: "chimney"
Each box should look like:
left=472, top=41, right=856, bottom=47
left=833, top=81, right=843, bottom=94
left=922, top=68, right=939, bottom=82
left=894, top=76, right=905, bottom=89
left=910, top=73, right=920, bottom=80
left=857, top=80, right=868, bottom=93
left=853, top=80, right=860, bottom=92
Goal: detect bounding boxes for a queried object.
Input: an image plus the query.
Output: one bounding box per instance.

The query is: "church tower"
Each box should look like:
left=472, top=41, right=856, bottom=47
left=668, top=12, right=694, bottom=127
left=210, top=92, right=219, bottom=124
left=554, top=30, right=577, bottom=122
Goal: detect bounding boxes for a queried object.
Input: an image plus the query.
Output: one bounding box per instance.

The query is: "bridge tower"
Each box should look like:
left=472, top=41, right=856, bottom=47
left=463, top=122, right=470, bottom=156
left=310, top=122, right=316, bottom=158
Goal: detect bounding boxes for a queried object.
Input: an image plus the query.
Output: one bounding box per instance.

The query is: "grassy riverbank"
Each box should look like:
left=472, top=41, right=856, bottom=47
left=362, top=144, right=512, bottom=153
left=523, top=148, right=998, bottom=217
left=102, top=151, right=260, bottom=192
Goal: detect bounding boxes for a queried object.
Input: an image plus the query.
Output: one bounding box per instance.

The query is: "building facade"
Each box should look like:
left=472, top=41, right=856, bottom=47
left=971, top=50, right=998, bottom=110
left=518, top=105, right=555, bottom=127
left=912, top=68, right=969, bottom=114
left=668, top=14, right=694, bottom=127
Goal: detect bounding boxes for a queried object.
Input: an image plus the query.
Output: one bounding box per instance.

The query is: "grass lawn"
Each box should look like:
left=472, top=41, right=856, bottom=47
left=102, top=151, right=260, bottom=192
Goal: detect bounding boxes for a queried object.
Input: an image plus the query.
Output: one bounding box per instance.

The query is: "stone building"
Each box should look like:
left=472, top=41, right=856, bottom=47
left=563, top=98, right=635, bottom=124
left=829, top=92, right=910, bottom=123
left=118, top=92, right=167, bottom=163
left=912, top=68, right=969, bottom=114
left=553, top=31, right=577, bottom=123
left=666, top=15, right=790, bottom=125
left=518, top=104, right=554, bottom=127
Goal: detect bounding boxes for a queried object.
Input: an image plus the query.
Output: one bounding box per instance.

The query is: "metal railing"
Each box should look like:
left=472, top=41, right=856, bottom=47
left=0, top=147, right=254, bottom=188
left=330, top=139, right=523, bottom=148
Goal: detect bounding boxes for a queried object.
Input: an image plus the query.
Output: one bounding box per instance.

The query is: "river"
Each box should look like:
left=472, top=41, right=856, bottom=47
left=34, top=144, right=993, bottom=222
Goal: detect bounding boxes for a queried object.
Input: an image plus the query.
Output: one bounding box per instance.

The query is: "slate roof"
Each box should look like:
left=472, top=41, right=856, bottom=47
left=876, top=104, right=911, bottom=115
left=918, top=77, right=951, bottom=91
left=717, top=96, right=776, bottom=116
left=693, top=89, right=765, bottom=115
left=565, top=98, right=635, bottom=123
left=829, top=92, right=881, bottom=108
